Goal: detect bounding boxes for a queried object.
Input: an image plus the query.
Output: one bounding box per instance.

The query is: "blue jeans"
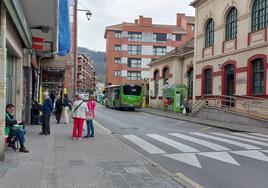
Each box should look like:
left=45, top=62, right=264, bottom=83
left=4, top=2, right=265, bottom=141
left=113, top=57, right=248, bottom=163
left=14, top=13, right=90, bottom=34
left=14, top=128, right=26, bottom=145
left=86, top=120, right=94, bottom=136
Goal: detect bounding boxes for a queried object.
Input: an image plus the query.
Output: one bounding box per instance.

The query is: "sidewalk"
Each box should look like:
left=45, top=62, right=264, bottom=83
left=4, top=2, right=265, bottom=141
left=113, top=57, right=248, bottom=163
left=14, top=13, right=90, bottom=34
left=0, top=118, right=184, bottom=188
left=140, top=108, right=268, bottom=134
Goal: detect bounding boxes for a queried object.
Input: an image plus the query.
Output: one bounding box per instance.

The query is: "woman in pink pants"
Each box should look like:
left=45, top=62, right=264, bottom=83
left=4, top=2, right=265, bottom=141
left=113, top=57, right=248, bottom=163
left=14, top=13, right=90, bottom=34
left=71, top=95, right=88, bottom=140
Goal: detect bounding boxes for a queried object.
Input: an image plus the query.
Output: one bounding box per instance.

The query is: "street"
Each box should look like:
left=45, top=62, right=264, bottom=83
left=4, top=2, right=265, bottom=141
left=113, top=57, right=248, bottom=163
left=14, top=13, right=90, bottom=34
left=95, top=104, right=268, bottom=188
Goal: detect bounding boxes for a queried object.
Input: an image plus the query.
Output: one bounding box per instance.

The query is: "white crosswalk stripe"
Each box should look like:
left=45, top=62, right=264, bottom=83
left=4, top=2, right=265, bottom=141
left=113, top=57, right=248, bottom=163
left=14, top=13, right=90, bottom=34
left=169, top=133, right=230, bottom=151
left=192, top=133, right=260, bottom=150
left=163, top=153, right=202, bottom=168
left=232, top=133, right=268, bottom=142
left=147, top=134, right=199, bottom=153
left=198, top=152, right=240, bottom=166
left=123, top=135, right=166, bottom=154
left=213, top=133, right=268, bottom=147
left=231, top=150, right=268, bottom=162
left=250, top=133, right=268, bottom=138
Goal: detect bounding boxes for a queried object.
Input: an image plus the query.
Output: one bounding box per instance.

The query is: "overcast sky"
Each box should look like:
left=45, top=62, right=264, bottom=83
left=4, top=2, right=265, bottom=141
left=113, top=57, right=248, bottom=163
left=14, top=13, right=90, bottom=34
left=77, top=0, right=195, bottom=52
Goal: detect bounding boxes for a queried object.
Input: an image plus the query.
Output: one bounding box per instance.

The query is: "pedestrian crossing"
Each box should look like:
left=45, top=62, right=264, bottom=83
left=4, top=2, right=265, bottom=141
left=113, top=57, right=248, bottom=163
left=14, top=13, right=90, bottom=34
left=123, top=132, right=268, bottom=168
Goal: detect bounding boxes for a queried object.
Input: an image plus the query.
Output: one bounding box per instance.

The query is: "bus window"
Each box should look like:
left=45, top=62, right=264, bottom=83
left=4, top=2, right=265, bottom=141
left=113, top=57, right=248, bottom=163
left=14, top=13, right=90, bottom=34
left=123, top=85, right=142, bottom=96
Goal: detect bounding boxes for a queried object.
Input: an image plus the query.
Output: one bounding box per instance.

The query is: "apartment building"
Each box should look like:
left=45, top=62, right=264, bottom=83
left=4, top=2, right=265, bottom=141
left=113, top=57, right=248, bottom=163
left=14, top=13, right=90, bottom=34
left=104, top=13, right=195, bottom=85
left=191, top=0, right=268, bottom=99
left=77, top=54, right=96, bottom=93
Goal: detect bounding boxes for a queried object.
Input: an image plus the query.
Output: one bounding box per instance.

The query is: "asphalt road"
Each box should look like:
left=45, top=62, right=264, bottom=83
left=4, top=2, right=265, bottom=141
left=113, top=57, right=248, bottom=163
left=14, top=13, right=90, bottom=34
left=95, top=104, right=268, bottom=188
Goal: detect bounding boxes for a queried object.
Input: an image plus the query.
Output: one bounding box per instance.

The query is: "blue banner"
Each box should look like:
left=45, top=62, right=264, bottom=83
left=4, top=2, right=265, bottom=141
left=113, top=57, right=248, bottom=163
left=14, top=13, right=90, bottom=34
left=58, top=0, right=70, bottom=56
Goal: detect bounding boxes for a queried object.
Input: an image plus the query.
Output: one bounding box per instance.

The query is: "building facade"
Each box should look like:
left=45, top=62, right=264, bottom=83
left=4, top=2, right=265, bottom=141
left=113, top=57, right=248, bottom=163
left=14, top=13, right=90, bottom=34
left=104, top=13, right=195, bottom=86
left=148, top=39, right=194, bottom=108
left=77, top=54, right=96, bottom=93
left=191, top=0, right=268, bottom=100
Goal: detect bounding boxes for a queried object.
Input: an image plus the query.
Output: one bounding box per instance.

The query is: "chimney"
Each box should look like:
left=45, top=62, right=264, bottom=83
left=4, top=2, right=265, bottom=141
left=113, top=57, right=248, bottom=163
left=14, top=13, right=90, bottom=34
left=176, top=13, right=187, bottom=30
left=138, top=15, right=152, bottom=26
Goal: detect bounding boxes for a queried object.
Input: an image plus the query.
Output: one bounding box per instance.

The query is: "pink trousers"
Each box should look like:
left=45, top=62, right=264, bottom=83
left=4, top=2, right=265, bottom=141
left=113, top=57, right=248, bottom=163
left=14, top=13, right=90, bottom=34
left=72, top=118, right=84, bottom=139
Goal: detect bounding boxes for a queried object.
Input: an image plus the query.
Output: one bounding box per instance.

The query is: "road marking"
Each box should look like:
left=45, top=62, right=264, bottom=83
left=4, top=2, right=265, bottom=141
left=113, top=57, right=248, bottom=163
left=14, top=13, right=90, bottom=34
left=250, top=133, right=268, bottom=138
left=123, top=135, right=166, bottom=154
left=174, top=173, right=205, bottom=188
left=231, top=150, right=268, bottom=162
left=163, top=153, right=202, bottom=168
left=94, top=120, right=112, bottom=134
left=213, top=133, right=268, bottom=147
left=262, top=150, right=268, bottom=153
left=147, top=134, right=199, bottom=153
left=232, top=133, right=268, bottom=142
left=198, top=152, right=240, bottom=166
left=169, top=133, right=230, bottom=151
left=175, top=121, right=185, bottom=124
left=200, top=127, right=212, bottom=131
left=192, top=133, right=260, bottom=150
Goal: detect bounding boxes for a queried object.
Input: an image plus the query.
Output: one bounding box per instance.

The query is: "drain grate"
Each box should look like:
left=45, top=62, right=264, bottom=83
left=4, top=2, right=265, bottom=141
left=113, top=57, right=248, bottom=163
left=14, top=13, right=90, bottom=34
left=69, top=159, right=84, bottom=166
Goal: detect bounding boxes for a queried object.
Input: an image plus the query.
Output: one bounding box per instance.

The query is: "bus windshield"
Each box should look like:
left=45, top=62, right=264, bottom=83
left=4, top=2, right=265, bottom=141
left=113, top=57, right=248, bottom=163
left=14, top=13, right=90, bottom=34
left=123, top=85, right=142, bottom=96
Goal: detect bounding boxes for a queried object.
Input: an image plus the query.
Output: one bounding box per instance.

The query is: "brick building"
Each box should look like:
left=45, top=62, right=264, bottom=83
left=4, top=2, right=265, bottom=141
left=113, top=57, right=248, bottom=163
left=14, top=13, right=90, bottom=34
left=77, top=54, right=96, bottom=93
left=104, top=13, right=195, bottom=86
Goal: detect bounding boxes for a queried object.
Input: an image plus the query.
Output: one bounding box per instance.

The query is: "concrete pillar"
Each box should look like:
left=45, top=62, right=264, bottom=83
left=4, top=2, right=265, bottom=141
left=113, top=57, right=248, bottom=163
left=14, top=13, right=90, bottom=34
left=0, top=2, right=7, bottom=160
left=15, top=58, right=23, bottom=120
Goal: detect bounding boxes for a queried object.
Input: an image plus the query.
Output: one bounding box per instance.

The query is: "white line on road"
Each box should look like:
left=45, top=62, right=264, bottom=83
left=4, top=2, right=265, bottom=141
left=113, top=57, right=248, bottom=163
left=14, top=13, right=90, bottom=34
left=213, top=133, right=268, bottom=147
left=231, top=133, right=268, bottom=142
left=192, top=133, right=260, bottom=150
left=94, top=120, right=112, bottom=134
left=147, top=134, right=199, bottom=153
left=163, top=153, right=202, bottom=168
left=198, top=152, right=240, bottom=166
left=175, top=121, right=185, bottom=124
left=123, top=135, right=166, bottom=154
left=231, top=150, right=268, bottom=162
left=169, top=133, right=230, bottom=151
left=250, top=133, right=268, bottom=138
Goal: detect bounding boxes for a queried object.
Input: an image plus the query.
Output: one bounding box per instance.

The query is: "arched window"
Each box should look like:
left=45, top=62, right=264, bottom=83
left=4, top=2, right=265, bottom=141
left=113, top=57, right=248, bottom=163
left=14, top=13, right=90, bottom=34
left=252, top=59, right=264, bottom=94
left=205, top=19, right=215, bottom=48
left=154, top=70, right=160, bottom=96
left=162, top=67, right=169, bottom=86
left=188, top=68, right=193, bottom=97
left=252, top=0, right=268, bottom=32
left=204, top=68, right=212, bottom=95
left=226, top=7, right=238, bottom=40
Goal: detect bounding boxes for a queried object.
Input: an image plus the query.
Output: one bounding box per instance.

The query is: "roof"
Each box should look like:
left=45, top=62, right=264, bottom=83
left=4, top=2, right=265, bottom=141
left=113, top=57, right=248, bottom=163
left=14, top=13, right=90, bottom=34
left=148, top=38, right=194, bottom=66
left=190, top=0, right=208, bottom=7
left=104, top=22, right=189, bottom=38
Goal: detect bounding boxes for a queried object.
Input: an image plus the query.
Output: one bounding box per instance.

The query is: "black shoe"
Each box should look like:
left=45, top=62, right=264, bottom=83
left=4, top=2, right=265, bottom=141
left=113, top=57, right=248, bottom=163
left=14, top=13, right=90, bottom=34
left=44, top=132, right=50, bottom=135
left=39, top=131, right=46, bottom=135
left=90, top=135, right=94, bottom=137
left=19, top=146, right=29, bottom=153
left=83, top=135, right=90, bottom=138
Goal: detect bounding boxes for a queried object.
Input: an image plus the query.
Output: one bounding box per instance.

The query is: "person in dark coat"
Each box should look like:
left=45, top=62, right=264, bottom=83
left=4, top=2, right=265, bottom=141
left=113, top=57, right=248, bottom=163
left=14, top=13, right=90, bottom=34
left=55, top=95, right=63, bottom=124
left=40, top=91, right=53, bottom=135
left=6, top=104, right=29, bottom=153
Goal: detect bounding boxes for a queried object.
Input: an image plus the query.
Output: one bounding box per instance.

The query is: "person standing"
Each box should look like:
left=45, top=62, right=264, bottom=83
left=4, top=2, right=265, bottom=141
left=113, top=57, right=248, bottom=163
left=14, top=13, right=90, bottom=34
left=55, top=95, right=63, bottom=124
left=72, top=94, right=88, bottom=140
left=40, top=91, right=53, bottom=135
left=84, top=96, right=96, bottom=138
left=63, top=94, right=71, bottom=124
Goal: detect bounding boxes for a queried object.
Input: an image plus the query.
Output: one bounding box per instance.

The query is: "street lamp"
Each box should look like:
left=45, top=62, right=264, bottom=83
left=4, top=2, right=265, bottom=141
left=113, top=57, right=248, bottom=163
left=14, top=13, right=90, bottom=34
left=73, top=0, right=92, bottom=96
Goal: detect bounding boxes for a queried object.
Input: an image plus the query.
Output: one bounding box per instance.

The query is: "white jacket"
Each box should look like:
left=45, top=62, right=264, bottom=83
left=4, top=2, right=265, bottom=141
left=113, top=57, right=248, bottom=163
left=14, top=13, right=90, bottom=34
left=72, top=100, right=88, bottom=119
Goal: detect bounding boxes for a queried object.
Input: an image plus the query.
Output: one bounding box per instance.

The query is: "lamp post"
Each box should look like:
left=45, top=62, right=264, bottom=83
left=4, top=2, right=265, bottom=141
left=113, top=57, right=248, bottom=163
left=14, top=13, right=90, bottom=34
left=73, top=0, right=92, bottom=96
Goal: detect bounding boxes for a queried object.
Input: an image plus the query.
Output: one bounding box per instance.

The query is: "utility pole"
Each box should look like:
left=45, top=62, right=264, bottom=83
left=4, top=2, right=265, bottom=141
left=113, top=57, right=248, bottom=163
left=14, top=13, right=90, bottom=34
left=73, top=0, right=78, bottom=96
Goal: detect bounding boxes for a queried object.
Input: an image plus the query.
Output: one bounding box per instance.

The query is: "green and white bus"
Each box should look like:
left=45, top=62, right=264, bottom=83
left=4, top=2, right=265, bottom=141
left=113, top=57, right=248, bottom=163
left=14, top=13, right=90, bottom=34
left=105, top=84, right=143, bottom=110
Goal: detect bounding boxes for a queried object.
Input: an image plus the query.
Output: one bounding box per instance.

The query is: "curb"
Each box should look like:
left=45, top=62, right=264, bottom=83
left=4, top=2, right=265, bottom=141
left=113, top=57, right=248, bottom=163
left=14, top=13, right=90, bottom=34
left=139, top=110, right=252, bottom=133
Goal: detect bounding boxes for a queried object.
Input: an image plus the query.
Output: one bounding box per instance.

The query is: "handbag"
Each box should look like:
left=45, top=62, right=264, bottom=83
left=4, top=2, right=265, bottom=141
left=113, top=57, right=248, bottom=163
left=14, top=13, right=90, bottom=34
left=85, top=103, right=93, bottom=121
